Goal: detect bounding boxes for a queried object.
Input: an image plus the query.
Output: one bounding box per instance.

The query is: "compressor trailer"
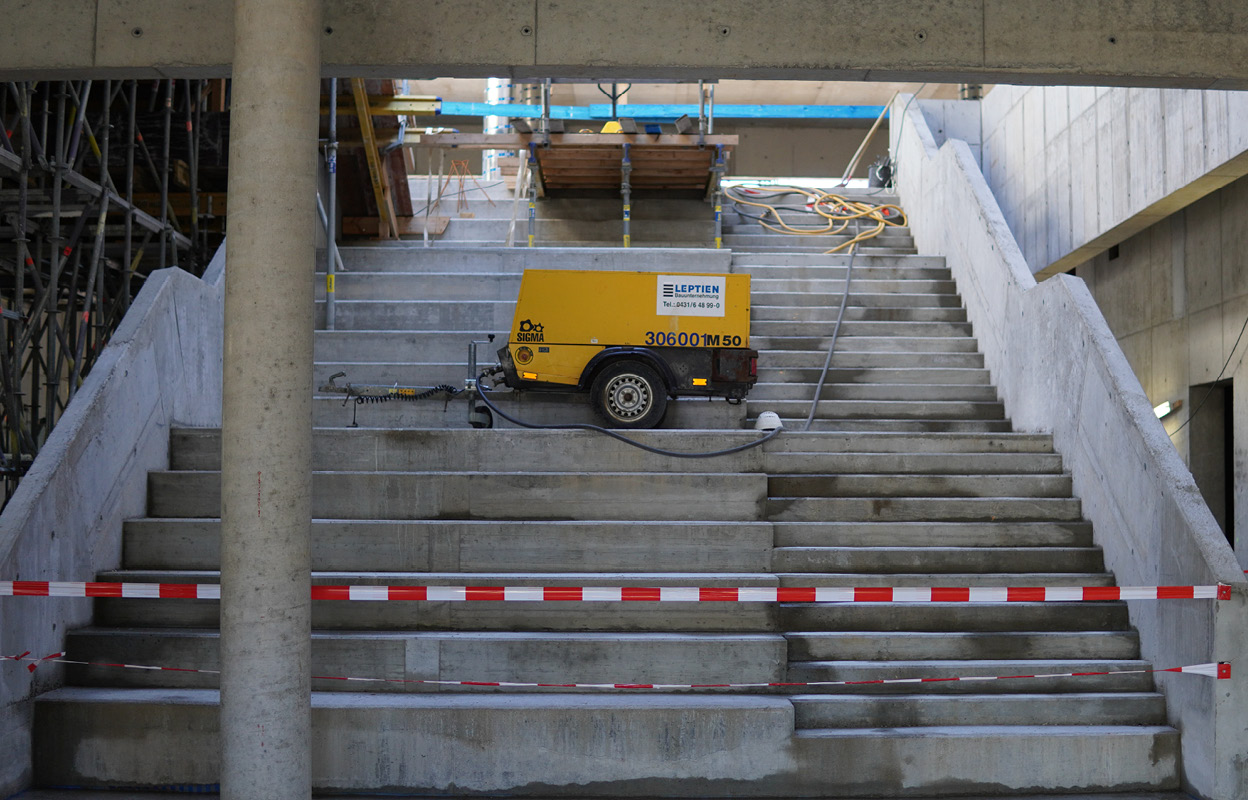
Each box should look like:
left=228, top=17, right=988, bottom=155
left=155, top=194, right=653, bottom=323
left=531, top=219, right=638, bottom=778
left=494, top=269, right=758, bottom=428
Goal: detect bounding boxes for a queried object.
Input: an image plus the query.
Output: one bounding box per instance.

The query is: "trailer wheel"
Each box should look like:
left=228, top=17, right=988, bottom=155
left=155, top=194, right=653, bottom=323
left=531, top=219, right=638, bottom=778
left=591, top=360, right=667, bottom=429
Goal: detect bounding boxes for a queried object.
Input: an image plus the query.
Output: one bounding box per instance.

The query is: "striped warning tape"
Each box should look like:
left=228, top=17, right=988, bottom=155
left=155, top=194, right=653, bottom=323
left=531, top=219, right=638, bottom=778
left=0, top=651, right=1231, bottom=687
left=0, top=580, right=1232, bottom=603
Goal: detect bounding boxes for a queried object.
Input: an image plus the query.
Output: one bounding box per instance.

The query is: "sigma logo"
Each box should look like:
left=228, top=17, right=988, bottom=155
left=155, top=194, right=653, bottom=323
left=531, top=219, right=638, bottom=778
left=657, top=275, right=726, bottom=318
left=517, top=318, right=545, bottom=342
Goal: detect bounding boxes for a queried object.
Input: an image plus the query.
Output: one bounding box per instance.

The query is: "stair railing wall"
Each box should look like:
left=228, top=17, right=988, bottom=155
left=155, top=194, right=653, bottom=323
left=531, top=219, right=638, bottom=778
left=0, top=242, right=225, bottom=797
left=893, top=95, right=1247, bottom=800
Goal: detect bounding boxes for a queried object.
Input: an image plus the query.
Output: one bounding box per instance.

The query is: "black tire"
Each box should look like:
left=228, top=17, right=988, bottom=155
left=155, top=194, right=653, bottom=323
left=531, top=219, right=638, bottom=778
left=590, top=360, right=668, bottom=429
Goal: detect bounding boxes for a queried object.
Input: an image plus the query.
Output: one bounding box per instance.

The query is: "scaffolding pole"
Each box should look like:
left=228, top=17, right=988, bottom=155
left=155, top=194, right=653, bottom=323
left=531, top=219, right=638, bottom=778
left=0, top=79, right=224, bottom=505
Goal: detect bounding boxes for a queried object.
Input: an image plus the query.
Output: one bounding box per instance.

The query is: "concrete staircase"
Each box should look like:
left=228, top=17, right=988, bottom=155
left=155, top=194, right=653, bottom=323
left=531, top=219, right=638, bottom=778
left=31, top=193, right=1181, bottom=796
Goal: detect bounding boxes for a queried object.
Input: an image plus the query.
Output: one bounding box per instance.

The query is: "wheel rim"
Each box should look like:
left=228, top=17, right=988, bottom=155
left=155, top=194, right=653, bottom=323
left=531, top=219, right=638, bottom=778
left=604, top=373, right=651, bottom=420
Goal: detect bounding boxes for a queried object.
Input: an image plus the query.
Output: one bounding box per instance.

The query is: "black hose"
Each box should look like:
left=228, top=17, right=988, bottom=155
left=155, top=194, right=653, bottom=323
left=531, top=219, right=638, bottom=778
left=474, top=380, right=781, bottom=458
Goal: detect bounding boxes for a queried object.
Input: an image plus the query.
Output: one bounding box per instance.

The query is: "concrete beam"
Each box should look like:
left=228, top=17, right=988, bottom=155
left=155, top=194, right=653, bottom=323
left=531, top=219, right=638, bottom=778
left=1035, top=148, right=1248, bottom=279
left=0, top=1, right=1246, bottom=88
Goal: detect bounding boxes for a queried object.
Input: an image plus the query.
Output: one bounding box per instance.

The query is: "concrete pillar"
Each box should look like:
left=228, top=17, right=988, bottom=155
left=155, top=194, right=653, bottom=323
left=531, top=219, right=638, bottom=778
left=219, top=0, right=321, bottom=797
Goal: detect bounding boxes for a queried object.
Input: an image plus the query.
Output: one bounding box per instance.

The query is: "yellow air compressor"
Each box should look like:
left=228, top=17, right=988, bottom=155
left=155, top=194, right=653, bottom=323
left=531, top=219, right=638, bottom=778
left=495, top=269, right=758, bottom=428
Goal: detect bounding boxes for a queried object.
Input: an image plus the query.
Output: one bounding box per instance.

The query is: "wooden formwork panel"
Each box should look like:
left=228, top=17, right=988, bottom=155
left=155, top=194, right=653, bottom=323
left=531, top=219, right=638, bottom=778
left=418, top=133, right=736, bottom=196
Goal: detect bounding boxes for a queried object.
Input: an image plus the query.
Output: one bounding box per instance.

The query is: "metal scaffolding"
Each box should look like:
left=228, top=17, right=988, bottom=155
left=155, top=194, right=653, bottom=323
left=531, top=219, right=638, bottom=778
left=0, top=79, right=226, bottom=506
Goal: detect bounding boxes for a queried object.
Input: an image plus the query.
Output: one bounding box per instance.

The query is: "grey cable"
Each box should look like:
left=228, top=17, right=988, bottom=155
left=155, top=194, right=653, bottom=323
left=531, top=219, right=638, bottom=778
left=475, top=379, right=781, bottom=458
left=802, top=244, right=858, bottom=432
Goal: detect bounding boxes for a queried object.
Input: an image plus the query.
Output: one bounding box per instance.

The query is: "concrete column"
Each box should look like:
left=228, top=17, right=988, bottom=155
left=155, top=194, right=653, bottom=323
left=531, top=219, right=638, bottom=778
left=219, top=0, right=321, bottom=797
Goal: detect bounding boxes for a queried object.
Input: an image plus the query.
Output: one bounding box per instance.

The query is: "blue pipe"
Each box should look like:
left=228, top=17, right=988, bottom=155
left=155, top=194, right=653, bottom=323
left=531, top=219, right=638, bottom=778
left=440, top=102, right=886, bottom=122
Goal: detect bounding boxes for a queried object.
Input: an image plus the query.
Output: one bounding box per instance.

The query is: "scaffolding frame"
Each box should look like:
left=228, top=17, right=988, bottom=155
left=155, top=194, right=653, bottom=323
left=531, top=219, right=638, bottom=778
left=0, top=79, right=218, bottom=505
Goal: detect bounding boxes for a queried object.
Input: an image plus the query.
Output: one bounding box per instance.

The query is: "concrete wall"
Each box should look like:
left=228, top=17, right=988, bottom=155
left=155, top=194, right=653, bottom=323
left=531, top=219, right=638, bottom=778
left=1071, top=176, right=1248, bottom=568
left=980, top=84, right=1248, bottom=277
left=893, top=96, right=1248, bottom=800
left=0, top=246, right=225, bottom=796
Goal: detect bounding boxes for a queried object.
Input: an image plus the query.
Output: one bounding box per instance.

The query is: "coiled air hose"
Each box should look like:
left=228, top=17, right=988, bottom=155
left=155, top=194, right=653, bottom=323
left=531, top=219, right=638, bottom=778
left=351, top=384, right=461, bottom=404
left=725, top=185, right=906, bottom=254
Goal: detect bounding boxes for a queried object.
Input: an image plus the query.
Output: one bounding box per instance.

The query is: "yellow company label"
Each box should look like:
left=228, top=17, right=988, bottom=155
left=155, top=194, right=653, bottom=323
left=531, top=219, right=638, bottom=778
left=326, top=274, right=335, bottom=292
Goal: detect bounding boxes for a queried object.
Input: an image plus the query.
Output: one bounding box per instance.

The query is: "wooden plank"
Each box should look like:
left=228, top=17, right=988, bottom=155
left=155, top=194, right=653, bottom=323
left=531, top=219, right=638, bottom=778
left=323, top=95, right=440, bottom=116
left=342, top=216, right=450, bottom=236
left=352, top=78, right=399, bottom=239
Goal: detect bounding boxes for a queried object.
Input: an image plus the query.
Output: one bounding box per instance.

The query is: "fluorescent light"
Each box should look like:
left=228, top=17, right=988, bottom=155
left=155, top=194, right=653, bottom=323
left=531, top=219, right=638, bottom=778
left=1154, top=399, right=1183, bottom=419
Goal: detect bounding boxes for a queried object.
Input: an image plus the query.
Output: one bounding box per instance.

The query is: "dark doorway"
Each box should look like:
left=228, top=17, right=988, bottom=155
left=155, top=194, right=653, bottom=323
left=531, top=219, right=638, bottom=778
left=1188, top=380, right=1234, bottom=547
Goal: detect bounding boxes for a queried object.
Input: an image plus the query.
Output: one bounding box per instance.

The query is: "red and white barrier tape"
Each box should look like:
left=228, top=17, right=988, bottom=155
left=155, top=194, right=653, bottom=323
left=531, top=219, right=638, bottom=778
left=0, top=580, right=1232, bottom=603
left=0, top=651, right=1230, bottom=688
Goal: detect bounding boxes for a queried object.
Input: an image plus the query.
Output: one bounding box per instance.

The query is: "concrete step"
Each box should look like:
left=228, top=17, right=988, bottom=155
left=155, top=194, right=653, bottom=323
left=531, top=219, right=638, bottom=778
left=752, top=319, right=973, bottom=337
left=425, top=217, right=716, bottom=242
left=753, top=399, right=1004, bottom=421
left=786, top=631, right=1140, bottom=661
left=752, top=307, right=968, bottom=324
left=729, top=244, right=918, bottom=255
left=500, top=239, right=722, bottom=249
left=749, top=277, right=957, bottom=295
left=767, top=496, right=1082, bottom=522
left=759, top=337, right=979, bottom=355
left=739, top=265, right=953, bottom=282
left=751, top=382, right=998, bottom=402
left=753, top=292, right=963, bottom=310
left=755, top=366, right=989, bottom=385
left=762, top=431, right=1053, bottom=454
left=755, top=336, right=980, bottom=354
left=723, top=218, right=910, bottom=233
left=330, top=245, right=732, bottom=274
left=772, top=521, right=1091, bottom=547
left=169, top=428, right=769, bottom=473
left=312, top=391, right=748, bottom=430
left=315, top=330, right=498, bottom=362
left=312, top=268, right=978, bottom=303
left=92, top=571, right=780, bottom=632
left=780, top=602, right=1130, bottom=632
left=318, top=299, right=516, bottom=331
left=63, top=629, right=787, bottom=692
left=777, top=419, right=1015, bottom=433
left=730, top=252, right=942, bottom=268
left=786, top=659, right=1154, bottom=694
left=768, top=473, right=1073, bottom=498
left=771, top=546, right=1102, bottom=573
left=321, top=299, right=974, bottom=330
left=760, top=350, right=984, bottom=369
left=791, top=692, right=1167, bottom=727
left=33, top=688, right=1178, bottom=795
left=722, top=233, right=915, bottom=249
left=773, top=572, right=1114, bottom=588
left=124, top=518, right=773, bottom=572
left=763, top=452, right=1061, bottom=474
left=317, top=271, right=521, bottom=302
left=11, top=791, right=1197, bottom=800
left=147, top=470, right=765, bottom=521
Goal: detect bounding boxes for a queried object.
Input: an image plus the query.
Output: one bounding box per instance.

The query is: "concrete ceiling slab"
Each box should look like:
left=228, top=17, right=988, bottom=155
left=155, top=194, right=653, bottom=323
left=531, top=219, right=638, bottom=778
left=0, top=0, right=1244, bottom=88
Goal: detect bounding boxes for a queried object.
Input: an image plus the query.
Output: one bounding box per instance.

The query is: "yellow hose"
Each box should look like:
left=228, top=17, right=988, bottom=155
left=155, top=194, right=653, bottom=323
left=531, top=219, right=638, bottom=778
left=727, top=184, right=906, bottom=254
